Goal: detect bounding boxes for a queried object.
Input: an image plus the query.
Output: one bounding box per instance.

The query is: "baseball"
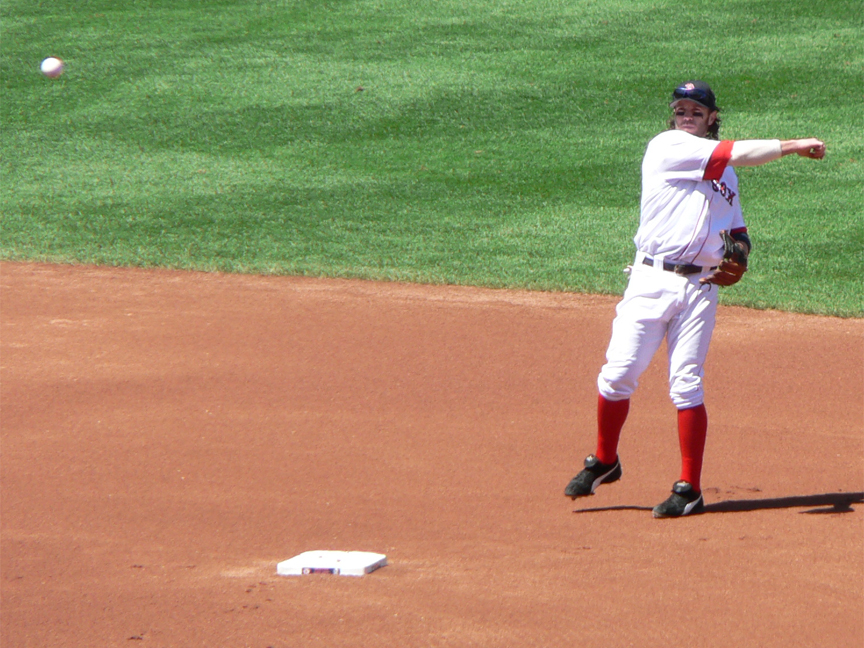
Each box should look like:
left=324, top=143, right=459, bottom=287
left=40, top=57, right=65, bottom=78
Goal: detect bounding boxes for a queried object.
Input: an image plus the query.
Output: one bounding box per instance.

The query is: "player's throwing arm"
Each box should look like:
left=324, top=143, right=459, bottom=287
left=697, top=136, right=826, bottom=287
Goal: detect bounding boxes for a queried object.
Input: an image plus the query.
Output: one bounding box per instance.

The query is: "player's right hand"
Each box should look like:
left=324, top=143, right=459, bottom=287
left=795, top=138, right=826, bottom=159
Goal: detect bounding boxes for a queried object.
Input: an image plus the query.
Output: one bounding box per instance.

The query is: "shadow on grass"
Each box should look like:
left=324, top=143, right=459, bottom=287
left=571, top=492, right=864, bottom=515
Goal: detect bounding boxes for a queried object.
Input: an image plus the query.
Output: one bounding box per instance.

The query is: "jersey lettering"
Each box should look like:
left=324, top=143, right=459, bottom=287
left=711, top=180, right=736, bottom=206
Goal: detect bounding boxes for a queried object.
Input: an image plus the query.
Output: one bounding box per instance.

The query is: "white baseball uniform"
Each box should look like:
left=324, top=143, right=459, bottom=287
left=598, top=129, right=745, bottom=409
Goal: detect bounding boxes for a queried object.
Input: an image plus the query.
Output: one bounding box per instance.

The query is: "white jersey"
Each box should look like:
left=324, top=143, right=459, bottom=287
left=635, top=129, right=746, bottom=268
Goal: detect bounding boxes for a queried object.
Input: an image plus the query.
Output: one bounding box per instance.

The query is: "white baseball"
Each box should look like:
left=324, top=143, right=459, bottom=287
left=40, top=57, right=65, bottom=78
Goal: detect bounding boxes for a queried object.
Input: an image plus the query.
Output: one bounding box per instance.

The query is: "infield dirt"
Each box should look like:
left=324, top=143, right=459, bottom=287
left=2, top=262, right=862, bottom=647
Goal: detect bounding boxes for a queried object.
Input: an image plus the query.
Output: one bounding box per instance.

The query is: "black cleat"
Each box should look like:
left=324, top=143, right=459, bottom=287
left=564, top=454, right=622, bottom=499
left=652, top=481, right=705, bottom=518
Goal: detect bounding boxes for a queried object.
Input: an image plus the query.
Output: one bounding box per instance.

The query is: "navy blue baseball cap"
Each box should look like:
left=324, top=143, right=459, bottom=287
left=670, top=80, right=719, bottom=112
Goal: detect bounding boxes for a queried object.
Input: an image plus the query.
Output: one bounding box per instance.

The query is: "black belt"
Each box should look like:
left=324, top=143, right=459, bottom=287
left=642, top=256, right=716, bottom=276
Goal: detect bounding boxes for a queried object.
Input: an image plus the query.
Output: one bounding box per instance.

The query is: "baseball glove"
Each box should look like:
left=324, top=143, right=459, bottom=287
left=700, top=230, right=749, bottom=287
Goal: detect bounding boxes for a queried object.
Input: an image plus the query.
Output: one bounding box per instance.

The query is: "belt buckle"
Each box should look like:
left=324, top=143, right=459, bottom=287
left=673, top=264, right=688, bottom=276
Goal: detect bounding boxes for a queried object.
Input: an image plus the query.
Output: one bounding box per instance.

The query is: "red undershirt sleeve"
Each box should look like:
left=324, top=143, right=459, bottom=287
left=702, top=140, right=734, bottom=181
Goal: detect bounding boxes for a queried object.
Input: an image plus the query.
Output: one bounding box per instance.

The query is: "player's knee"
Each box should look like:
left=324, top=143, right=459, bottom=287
left=669, top=376, right=704, bottom=409
left=598, top=373, right=637, bottom=401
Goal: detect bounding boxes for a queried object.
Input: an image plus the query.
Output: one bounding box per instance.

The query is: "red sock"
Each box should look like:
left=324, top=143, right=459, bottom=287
left=678, top=404, right=708, bottom=492
left=596, top=395, right=629, bottom=465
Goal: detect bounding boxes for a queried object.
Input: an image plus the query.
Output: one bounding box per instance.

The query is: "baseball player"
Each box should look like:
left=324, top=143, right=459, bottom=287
left=564, top=80, right=826, bottom=518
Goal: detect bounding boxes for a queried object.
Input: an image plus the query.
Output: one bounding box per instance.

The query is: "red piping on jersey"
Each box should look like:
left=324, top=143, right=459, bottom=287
left=703, top=140, right=734, bottom=181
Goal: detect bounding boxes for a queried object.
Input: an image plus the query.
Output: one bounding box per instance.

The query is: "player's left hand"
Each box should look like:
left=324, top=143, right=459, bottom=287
left=701, top=258, right=747, bottom=286
left=700, top=230, right=749, bottom=287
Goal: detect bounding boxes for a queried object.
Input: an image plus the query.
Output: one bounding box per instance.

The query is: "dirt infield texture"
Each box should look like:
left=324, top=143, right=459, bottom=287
left=2, top=262, right=862, bottom=648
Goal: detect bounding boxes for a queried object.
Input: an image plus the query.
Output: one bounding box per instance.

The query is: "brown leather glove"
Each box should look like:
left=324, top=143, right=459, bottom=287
left=700, top=230, right=749, bottom=287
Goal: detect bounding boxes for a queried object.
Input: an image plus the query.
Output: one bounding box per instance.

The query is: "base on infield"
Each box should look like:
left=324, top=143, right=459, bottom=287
left=276, top=551, right=387, bottom=577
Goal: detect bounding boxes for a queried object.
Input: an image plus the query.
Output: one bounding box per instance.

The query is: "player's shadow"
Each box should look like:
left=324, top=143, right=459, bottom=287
left=571, top=492, right=864, bottom=515
left=703, top=492, right=863, bottom=515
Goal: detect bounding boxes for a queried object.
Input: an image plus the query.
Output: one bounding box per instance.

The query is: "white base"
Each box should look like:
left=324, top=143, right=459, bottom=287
left=276, top=551, right=387, bottom=577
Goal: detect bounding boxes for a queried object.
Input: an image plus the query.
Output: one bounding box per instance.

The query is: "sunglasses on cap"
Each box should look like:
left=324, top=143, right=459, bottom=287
left=671, top=83, right=718, bottom=111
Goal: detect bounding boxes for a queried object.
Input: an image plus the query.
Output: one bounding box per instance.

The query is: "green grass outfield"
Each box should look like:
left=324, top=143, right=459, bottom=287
left=2, top=0, right=862, bottom=316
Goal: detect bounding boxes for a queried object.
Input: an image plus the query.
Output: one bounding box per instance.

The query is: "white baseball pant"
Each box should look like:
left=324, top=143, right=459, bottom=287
left=597, top=255, right=719, bottom=409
